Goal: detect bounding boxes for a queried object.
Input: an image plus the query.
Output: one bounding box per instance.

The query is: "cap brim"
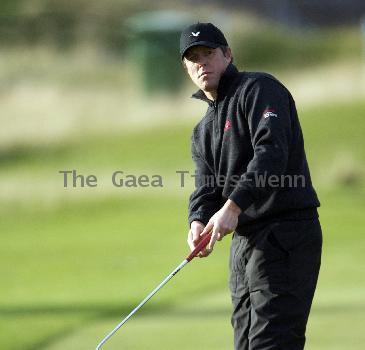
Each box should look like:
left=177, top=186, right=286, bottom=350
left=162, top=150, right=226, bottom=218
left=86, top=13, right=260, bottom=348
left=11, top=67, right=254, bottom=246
left=181, top=41, right=220, bottom=59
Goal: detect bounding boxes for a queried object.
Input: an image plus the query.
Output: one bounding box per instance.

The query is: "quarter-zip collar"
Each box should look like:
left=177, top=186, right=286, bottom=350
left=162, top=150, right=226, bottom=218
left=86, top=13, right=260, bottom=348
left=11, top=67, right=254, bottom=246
left=191, top=63, right=239, bottom=105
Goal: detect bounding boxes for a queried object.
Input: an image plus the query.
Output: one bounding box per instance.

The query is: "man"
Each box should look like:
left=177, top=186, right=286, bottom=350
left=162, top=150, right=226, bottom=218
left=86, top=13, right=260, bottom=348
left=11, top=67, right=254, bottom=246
left=180, top=22, right=322, bottom=349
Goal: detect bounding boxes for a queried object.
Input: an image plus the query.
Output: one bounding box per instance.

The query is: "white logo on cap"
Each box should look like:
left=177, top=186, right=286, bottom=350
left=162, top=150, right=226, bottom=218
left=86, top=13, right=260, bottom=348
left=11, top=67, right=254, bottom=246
left=191, top=31, right=200, bottom=37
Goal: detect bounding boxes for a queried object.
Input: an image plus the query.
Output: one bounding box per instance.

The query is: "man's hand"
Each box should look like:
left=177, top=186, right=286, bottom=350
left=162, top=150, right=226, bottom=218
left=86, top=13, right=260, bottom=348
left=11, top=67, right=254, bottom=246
left=187, top=220, right=206, bottom=257
left=199, top=199, right=242, bottom=257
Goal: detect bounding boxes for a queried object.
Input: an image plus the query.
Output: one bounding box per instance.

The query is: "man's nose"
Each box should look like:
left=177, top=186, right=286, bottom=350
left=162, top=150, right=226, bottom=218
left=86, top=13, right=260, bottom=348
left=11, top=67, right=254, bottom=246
left=197, top=56, right=207, bottom=66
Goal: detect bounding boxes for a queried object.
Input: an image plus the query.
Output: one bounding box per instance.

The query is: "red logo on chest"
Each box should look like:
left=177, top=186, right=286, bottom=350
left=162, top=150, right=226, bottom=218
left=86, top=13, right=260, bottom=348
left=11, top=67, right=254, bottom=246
left=224, top=120, right=232, bottom=131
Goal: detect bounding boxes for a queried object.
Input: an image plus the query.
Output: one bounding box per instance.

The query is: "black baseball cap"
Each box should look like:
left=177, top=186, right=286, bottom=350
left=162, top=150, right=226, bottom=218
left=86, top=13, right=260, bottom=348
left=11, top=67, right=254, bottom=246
left=180, top=22, right=228, bottom=59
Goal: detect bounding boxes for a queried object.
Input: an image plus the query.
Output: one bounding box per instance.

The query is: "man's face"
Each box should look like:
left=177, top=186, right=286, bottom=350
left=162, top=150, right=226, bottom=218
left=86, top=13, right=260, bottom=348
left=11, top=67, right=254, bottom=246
left=183, top=45, right=232, bottom=95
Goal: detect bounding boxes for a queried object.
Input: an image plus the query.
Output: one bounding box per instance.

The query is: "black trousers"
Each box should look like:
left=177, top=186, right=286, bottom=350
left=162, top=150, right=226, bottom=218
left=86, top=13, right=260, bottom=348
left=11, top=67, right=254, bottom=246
left=229, top=218, right=322, bottom=350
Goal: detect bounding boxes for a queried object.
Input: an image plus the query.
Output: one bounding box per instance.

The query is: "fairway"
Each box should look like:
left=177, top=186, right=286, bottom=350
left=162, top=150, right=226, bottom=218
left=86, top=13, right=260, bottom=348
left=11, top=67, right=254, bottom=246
left=1, top=99, right=364, bottom=349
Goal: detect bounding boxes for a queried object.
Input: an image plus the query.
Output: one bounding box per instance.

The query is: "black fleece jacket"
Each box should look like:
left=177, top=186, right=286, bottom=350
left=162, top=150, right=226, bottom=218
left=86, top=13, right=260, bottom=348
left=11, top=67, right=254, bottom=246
left=188, top=63, right=320, bottom=231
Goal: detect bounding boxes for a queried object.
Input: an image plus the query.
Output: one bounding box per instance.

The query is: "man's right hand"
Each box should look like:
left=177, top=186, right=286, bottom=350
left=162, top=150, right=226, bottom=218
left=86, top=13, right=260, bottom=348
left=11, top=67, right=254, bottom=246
left=187, top=220, right=209, bottom=258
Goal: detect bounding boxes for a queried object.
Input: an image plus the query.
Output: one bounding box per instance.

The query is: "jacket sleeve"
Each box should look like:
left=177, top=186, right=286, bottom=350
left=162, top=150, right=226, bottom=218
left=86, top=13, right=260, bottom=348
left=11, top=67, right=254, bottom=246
left=229, top=77, right=293, bottom=211
left=188, top=134, right=223, bottom=227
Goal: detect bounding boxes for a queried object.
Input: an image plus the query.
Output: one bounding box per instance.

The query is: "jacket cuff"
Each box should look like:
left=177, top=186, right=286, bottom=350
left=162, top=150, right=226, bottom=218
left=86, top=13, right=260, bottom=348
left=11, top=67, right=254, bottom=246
left=228, top=188, right=255, bottom=212
left=188, top=211, right=212, bottom=228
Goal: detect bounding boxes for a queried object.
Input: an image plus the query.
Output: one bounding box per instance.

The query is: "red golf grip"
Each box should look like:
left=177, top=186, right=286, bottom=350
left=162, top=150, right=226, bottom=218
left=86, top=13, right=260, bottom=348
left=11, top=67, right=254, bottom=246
left=186, top=233, right=212, bottom=262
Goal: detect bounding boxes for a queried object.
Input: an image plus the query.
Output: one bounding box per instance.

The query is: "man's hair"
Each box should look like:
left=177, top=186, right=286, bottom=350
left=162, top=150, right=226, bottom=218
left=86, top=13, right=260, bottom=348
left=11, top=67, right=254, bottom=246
left=182, top=46, right=233, bottom=69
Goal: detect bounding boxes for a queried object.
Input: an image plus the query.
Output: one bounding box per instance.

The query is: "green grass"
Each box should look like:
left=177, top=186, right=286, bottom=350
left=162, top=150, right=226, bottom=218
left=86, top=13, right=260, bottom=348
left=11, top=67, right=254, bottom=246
left=1, top=188, right=364, bottom=350
left=0, top=99, right=364, bottom=349
left=232, top=26, right=361, bottom=70
left=0, top=124, right=193, bottom=172
left=300, top=100, right=365, bottom=174
left=2, top=99, right=364, bottom=178
left=0, top=196, right=232, bottom=350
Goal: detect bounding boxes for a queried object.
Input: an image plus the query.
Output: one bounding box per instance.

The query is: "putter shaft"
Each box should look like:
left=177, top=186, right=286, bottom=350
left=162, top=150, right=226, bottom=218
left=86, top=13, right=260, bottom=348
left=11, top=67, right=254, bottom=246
left=96, top=259, right=188, bottom=349
left=96, top=233, right=212, bottom=350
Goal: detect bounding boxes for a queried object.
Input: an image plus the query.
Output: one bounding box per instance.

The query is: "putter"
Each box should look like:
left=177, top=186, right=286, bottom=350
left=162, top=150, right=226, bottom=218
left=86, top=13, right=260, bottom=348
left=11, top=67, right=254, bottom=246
left=96, top=232, right=212, bottom=350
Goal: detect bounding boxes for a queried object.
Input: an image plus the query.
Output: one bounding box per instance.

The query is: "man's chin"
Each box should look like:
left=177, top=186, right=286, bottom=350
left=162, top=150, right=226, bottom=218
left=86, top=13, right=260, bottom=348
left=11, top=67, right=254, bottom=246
left=200, top=83, right=217, bottom=93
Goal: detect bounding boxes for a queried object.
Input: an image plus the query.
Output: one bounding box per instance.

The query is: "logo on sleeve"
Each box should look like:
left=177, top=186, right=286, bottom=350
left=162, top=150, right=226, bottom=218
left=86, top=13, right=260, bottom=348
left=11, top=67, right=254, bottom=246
left=224, top=119, right=232, bottom=131
left=263, top=109, right=278, bottom=119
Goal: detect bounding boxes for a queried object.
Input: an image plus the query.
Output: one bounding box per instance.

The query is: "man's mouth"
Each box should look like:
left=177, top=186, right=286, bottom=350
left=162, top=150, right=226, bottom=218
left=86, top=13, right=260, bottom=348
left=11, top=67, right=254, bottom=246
left=199, top=72, right=211, bottom=79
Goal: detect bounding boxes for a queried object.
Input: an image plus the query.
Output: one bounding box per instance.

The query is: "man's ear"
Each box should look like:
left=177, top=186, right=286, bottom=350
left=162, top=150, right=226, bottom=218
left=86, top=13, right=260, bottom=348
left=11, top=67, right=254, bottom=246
left=181, top=57, right=188, bottom=70
left=225, top=47, right=233, bottom=63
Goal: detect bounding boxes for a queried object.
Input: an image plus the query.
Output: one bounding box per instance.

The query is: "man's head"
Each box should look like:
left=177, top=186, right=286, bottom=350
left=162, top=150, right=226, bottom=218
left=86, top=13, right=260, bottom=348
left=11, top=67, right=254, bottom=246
left=180, top=23, right=232, bottom=99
